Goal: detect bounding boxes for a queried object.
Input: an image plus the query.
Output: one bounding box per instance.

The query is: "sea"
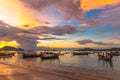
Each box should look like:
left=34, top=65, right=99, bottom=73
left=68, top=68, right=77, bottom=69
left=0, top=51, right=120, bottom=75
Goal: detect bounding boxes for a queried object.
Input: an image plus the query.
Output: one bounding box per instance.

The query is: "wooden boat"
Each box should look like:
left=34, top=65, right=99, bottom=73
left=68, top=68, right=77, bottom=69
left=64, top=52, right=70, bottom=54
left=23, top=53, right=41, bottom=58
left=41, top=53, right=59, bottom=60
left=109, top=52, right=120, bottom=56
left=0, top=53, right=13, bottom=58
left=98, top=54, right=105, bottom=59
left=72, top=52, right=88, bottom=55
left=58, top=52, right=64, bottom=55
left=98, top=54, right=113, bottom=61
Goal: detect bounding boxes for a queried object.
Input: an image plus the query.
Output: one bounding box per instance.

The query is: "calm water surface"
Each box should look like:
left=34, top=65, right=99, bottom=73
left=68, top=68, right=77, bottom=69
left=0, top=51, right=120, bottom=73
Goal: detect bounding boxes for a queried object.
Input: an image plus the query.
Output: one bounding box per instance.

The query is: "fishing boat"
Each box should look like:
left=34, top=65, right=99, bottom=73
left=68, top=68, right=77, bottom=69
left=98, top=53, right=113, bottom=61
left=0, top=52, right=15, bottom=58
left=23, top=53, right=41, bottom=58
left=109, top=51, right=120, bottom=56
left=72, top=51, right=88, bottom=55
left=41, top=53, right=59, bottom=60
left=0, top=54, right=12, bottom=58
left=110, top=53, right=120, bottom=56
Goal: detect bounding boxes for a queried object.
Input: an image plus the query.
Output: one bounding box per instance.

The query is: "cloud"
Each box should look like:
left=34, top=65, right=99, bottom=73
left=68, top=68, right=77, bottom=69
left=112, top=38, right=120, bottom=42
left=80, top=24, right=88, bottom=27
left=0, top=20, right=39, bottom=50
left=81, top=0, right=120, bottom=11
left=19, top=0, right=101, bottom=27
left=38, top=37, right=66, bottom=41
left=0, top=20, right=80, bottom=50
left=76, top=39, right=117, bottom=45
left=0, top=21, right=13, bottom=28
left=99, top=5, right=120, bottom=26
left=76, top=39, right=93, bottom=45
left=31, top=25, right=79, bottom=36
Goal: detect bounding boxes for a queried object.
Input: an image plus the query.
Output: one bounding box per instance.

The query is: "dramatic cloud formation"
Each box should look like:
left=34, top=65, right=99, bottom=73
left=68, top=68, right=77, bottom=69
left=0, top=21, right=80, bottom=50
left=0, top=0, right=42, bottom=29
left=0, top=0, right=120, bottom=49
left=81, top=0, right=120, bottom=11
left=0, top=21, right=38, bottom=50
left=31, top=25, right=79, bottom=36
left=76, top=39, right=117, bottom=45
left=99, top=5, right=120, bottom=26
left=38, top=36, right=66, bottom=41
left=19, top=0, right=100, bottom=26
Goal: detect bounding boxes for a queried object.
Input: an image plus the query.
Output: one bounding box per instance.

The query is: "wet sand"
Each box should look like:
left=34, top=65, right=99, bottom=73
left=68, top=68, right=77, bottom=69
left=0, top=64, right=120, bottom=80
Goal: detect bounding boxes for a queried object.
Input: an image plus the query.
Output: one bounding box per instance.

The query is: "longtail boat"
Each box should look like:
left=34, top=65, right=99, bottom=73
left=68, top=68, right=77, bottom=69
left=0, top=52, right=15, bottom=58
left=23, top=53, right=41, bottom=58
left=98, top=53, right=113, bottom=61
left=72, top=52, right=88, bottom=55
left=109, top=51, right=120, bottom=56
left=41, top=53, right=59, bottom=60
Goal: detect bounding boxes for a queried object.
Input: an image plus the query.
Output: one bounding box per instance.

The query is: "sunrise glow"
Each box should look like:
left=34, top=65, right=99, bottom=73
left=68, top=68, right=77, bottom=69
left=0, top=0, right=119, bottom=49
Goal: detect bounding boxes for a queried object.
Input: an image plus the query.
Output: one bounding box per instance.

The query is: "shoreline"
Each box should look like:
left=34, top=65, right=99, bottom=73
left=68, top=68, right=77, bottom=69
left=0, top=60, right=120, bottom=80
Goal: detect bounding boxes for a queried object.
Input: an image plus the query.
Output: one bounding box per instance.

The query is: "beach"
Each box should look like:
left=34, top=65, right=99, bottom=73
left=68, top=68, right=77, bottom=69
left=0, top=63, right=75, bottom=80
left=0, top=63, right=120, bottom=80
left=0, top=53, right=120, bottom=80
left=0, top=0, right=120, bottom=79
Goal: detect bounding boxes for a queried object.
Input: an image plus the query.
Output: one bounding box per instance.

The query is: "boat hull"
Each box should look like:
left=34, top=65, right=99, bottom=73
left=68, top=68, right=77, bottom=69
left=41, top=54, right=59, bottom=60
left=23, top=54, right=41, bottom=58
left=98, top=54, right=112, bottom=61
left=72, top=52, right=88, bottom=55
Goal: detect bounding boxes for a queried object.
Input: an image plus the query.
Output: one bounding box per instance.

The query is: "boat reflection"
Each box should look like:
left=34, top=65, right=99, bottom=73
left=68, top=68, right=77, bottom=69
left=40, top=57, right=60, bottom=62
left=98, top=59, right=113, bottom=70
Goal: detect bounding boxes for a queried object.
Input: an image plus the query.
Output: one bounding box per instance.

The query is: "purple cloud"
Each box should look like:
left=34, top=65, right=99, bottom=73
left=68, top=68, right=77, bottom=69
left=0, top=20, right=80, bottom=50
left=31, top=25, right=79, bottom=36
left=76, top=39, right=117, bottom=45
left=19, top=0, right=101, bottom=26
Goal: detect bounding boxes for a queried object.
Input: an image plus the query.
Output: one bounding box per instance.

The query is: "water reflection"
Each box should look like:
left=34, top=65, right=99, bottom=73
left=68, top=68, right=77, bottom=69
left=41, top=57, right=60, bottom=62
left=40, top=58, right=60, bottom=65
left=98, top=59, right=113, bottom=70
left=0, top=56, right=14, bottom=61
left=0, top=52, right=120, bottom=71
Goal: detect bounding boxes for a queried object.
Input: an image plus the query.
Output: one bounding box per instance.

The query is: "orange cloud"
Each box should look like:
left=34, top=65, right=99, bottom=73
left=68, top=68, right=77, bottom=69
left=81, top=0, right=120, bottom=11
left=0, top=0, right=41, bottom=29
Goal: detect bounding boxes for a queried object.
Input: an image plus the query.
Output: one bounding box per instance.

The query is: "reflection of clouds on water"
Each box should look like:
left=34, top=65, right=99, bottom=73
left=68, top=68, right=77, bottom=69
left=0, top=52, right=120, bottom=72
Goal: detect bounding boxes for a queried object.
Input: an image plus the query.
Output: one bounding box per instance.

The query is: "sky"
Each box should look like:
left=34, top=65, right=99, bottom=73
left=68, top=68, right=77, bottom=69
left=0, top=0, right=120, bottom=50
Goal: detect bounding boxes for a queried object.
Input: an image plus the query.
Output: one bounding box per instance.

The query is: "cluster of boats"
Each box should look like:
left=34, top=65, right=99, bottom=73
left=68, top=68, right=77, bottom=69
left=22, top=51, right=94, bottom=60
left=109, top=51, right=120, bottom=56
left=23, top=51, right=60, bottom=60
left=72, top=51, right=95, bottom=55
left=22, top=50, right=120, bottom=61
left=0, top=50, right=119, bottom=61
left=72, top=52, right=89, bottom=55
left=0, top=52, right=15, bottom=58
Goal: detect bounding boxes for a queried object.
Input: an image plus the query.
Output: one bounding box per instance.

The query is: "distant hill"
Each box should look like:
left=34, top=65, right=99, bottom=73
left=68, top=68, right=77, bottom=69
left=38, top=47, right=120, bottom=51
left=17, top=48, right=24, bottom=51
left=2, top=46, right=17, bottom=51
left=75, top=48, right=120, bottom=51
left=1, top=46, right=24, bottom=51
left=76, top=48, right=95, bottom=51
left=1, top=46, right=119, bottom=51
